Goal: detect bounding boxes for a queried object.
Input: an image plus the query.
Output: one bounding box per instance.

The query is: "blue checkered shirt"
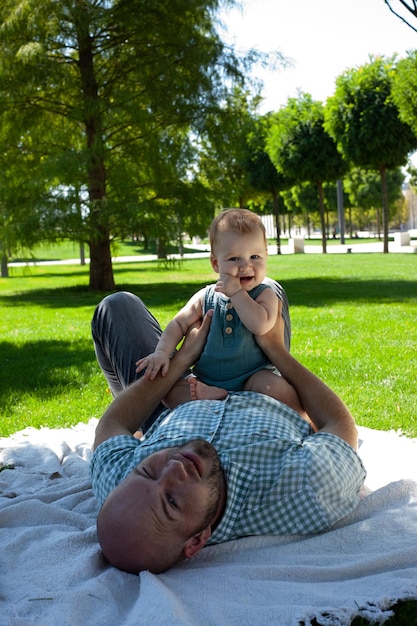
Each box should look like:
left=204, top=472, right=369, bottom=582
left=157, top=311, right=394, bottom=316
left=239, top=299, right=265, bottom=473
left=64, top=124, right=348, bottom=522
left=90, top=392, right=366, bottom=543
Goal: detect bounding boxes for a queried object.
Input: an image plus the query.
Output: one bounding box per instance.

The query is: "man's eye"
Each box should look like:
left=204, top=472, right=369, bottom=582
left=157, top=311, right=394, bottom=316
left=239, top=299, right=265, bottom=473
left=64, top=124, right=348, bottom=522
left=167, top=494, right=178, bottom=509
left=143, top=466, right=153, bottom=479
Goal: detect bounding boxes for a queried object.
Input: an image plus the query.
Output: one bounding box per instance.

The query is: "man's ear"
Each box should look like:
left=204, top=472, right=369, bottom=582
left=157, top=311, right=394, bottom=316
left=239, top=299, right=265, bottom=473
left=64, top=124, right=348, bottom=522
left=210, top=254, right=219, bottom=273
left=183, top=526, right=212, bottom=559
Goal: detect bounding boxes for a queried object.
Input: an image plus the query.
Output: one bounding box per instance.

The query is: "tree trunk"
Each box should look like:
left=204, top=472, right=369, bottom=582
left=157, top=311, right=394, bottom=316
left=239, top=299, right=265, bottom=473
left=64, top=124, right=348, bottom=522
left=79, top=241, right=86, bottom=266
left=77, top=14, right=115, bottom=290
left=380, top=166, right=389, bottom=253
left=88, top=218, right=115, bottom=290
left=89, top=227, right=115, bottom=291
left=271, top=188, right=281, bottom=255
left=317, top=181, right=327, bottom=253
left=1, top=251, right=9, bottom=278
left=157, top=237, right=168, bottom=259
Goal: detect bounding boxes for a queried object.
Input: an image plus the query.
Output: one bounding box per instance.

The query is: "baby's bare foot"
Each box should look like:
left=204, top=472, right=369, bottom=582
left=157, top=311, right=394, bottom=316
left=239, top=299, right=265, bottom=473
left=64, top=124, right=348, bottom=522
left=189, top=377, right=228, bottom=401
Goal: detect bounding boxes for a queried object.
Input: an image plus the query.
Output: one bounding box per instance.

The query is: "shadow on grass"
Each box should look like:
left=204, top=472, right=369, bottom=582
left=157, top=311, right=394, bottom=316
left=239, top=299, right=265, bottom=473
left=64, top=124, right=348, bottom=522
left=0, top=339, right=97, bottom=406
left=0, top=276, right=416, bottom=310
left=278, top=276, right=417, bottom=307
left=0, top=280, right=206, bottom=310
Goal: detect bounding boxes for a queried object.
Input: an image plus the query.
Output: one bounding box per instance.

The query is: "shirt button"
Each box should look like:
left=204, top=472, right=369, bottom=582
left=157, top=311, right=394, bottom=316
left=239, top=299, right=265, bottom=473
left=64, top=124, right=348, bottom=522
left=225, top=327, right=233, bottom=334
left=226, top=313, right=233, bottom=321
left=262, top=429, right=269, bottom=434
left=226, top=302, right=234, bottom=310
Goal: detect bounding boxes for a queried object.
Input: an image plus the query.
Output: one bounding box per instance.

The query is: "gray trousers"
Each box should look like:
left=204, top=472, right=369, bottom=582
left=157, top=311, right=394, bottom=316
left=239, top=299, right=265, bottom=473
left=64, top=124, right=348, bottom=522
left=91, top=280, right=291, bottom=432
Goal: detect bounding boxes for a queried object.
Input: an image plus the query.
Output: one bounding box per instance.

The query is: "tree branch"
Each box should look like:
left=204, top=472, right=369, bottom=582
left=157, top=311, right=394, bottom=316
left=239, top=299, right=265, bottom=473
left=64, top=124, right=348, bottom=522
left=384, top=0, right=417, bottom=33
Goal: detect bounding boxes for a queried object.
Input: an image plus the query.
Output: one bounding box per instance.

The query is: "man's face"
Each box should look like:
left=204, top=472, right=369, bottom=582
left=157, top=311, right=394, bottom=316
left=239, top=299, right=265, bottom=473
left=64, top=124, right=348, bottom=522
left=97, top=439, right=226, bottom=573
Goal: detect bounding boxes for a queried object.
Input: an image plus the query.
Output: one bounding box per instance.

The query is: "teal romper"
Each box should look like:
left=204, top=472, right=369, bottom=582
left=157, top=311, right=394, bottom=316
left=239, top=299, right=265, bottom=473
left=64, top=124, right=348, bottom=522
left=192, top=283, right=278, bottom=391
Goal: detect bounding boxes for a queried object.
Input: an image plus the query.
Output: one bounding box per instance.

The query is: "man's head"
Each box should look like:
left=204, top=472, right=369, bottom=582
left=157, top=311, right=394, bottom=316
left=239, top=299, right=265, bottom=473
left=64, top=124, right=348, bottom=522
left=97, top=439, right=226, bottom=574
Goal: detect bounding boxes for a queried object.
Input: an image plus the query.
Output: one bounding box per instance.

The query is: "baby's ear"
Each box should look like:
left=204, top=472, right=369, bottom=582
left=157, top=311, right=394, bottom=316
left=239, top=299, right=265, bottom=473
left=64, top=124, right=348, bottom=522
left=210, top=254, right=219, bottom=273
left=182, top=526, right=212, bottom=559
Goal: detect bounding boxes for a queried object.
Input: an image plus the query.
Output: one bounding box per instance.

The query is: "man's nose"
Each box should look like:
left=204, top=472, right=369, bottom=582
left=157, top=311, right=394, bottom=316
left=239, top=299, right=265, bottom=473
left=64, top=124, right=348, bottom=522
left=161, top=458, right=187, bottom=484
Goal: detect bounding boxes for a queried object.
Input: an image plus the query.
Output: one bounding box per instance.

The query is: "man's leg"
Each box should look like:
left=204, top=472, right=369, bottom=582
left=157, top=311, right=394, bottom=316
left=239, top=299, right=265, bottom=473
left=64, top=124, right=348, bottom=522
left=91, top=291, right=164, bottom=432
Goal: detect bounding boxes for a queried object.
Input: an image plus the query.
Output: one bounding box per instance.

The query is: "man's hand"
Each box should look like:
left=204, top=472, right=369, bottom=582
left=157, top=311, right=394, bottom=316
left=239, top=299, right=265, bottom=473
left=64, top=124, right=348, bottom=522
left=94, top=310, right=213, bottom=450
left=176, top=309, right=213, bottom=366
left=255, top=299, right=358, bottom=448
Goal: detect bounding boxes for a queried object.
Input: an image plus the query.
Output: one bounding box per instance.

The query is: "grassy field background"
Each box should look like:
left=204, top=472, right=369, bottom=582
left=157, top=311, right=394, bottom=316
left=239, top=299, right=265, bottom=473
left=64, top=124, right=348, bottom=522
left=1, top=248, right=416, bottom=438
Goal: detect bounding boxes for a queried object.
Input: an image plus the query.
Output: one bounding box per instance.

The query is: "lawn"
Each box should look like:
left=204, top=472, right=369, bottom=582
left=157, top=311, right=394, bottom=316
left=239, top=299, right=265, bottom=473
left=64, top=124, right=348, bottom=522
left=1, top=251, right=416, bottom=438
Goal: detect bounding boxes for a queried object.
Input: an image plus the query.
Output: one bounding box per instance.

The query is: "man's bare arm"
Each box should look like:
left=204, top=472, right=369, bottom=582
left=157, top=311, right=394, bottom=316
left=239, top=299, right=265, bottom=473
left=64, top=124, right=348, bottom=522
left=93, top=311, right=213, bottom=450
left=255, top=302, right=358, bottom=449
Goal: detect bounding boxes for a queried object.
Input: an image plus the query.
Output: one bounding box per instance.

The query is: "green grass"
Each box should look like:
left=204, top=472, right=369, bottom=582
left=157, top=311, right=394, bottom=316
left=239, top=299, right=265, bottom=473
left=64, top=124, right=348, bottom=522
left=1, top=252, right=416, bottom=438
left=2, top=251, right=417, bottom=624
left=10, top=238, right=171, bottom=262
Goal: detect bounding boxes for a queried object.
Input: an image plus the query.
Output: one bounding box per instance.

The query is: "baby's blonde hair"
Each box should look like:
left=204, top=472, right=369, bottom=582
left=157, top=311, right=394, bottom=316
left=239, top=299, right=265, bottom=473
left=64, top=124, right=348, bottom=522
left=209, top=209, right=267, bottom=252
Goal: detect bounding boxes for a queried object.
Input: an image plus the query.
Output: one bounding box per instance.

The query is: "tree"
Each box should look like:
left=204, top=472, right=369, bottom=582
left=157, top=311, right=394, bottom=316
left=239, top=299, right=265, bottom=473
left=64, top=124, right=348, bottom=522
left=0, top=129, right=49, bottom=276
left=392, top=50, right=417, bottom=139
left=0, top=0, right=256, bottom=290
left=325, top=56, right=417, bottom=253
left=282, top=182, right=322, bottom=237
left=197, top=88, right=264, bottom=213
left=344, top=167, right=405, bottom=235
left=244, top=114, right=292, bottom=254
left=267, top=93, right=347, bottom=253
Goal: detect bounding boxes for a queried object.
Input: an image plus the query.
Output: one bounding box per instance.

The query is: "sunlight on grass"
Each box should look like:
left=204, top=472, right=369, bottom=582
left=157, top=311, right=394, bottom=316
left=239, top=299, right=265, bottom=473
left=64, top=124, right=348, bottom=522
left=1, top=253, right=416, bottom=437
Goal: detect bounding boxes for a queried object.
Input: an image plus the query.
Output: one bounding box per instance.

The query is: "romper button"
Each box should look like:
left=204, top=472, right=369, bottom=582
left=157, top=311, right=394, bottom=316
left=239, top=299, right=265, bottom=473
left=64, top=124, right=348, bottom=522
left=226, top=302, right=233, bottom=310
left=226, top=313, right=233, bottom=321
left=225, top=327, right=233, bottom=334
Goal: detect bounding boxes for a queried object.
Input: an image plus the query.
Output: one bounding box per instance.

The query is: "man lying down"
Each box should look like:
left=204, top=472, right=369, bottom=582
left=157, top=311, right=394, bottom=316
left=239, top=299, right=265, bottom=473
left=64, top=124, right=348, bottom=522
left=89, top=290, right=366, bottom=574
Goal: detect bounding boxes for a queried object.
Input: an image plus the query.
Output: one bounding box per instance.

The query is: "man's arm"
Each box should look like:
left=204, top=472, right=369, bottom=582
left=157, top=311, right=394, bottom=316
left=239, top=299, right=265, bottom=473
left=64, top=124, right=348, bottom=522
left=93, top=310, right=213, bottom=450
left=255, top=302, right=358, bottom=449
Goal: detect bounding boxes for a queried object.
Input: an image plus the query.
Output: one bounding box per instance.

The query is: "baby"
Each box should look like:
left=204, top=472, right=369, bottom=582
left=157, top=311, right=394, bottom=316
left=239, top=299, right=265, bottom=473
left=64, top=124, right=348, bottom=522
left=136, top=208, right=309, bottom=422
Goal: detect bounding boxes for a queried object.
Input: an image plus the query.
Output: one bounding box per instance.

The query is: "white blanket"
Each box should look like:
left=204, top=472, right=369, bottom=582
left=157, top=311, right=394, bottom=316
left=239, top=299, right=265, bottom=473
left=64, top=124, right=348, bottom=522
left=1, top=422, right=416, bottom=626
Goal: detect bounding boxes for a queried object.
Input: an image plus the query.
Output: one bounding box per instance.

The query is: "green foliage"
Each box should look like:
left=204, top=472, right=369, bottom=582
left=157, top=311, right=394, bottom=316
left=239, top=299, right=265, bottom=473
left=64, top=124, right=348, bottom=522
left=0, top=0, right=261, bottom=289
left=344, top=166, right=405, bottom=233
left=325, top=56, right=417, bottom=171
left=393, top=49, right=417, bottom=137
left=345, top=167, right=404, bottom=210
left=267, top=93, right=347, bottom=252
left=245, top=113, right=290, bottom=194
left=267, top=93, right=347, bottom=184
left=242, top=113, right=292, bottom=250
left=198, top=87, right=262, bottom=209
left=325, top=56, right=416, bottom=253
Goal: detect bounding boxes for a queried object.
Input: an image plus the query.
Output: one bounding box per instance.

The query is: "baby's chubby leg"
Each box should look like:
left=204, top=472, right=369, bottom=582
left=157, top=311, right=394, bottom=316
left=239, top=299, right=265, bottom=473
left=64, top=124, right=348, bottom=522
left=244, top=370, right=316, bottom=429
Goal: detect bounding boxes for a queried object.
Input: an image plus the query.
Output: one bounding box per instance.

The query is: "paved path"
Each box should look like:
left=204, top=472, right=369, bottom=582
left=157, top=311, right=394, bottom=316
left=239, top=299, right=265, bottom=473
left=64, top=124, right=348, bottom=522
left=8, top=240, right=416, bottom=268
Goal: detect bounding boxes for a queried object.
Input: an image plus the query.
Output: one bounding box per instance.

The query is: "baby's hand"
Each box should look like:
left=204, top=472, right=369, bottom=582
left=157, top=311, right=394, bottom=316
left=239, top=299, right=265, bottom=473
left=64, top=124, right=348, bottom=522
left=214, top=273, right=241, bottom=298
left=135, top=351, right=171, bottom=380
